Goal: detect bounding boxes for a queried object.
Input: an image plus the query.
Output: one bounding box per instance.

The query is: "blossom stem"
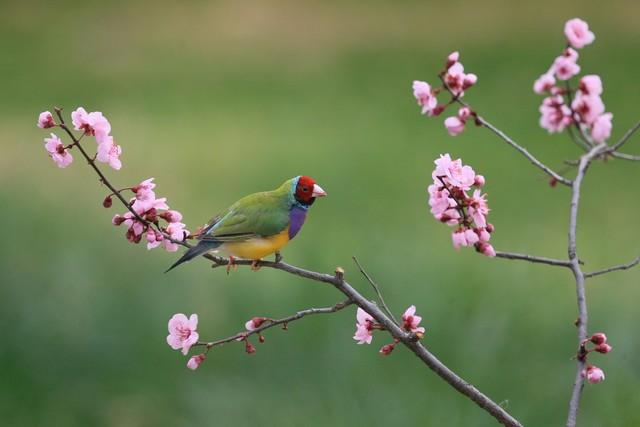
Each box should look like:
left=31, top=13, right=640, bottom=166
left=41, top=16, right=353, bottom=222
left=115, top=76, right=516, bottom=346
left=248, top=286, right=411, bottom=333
left=352, top=256, right=399, bottom=325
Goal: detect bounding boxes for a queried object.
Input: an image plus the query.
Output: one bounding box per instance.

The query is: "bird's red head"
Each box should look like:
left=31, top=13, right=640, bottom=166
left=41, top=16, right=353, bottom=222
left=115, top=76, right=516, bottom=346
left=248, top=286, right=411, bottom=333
left=294, top=176, right=327, bottom=205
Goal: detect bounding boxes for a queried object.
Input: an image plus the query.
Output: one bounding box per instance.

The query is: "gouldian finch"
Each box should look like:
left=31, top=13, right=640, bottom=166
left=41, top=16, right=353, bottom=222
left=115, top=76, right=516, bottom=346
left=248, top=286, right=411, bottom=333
left=166, top=176, right=326, bottom=272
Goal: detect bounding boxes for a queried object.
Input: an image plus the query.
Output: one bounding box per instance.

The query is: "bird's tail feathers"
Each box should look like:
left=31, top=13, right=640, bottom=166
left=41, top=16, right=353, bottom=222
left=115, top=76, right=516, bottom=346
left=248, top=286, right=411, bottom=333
left=165, top=240, right=221, bottom=273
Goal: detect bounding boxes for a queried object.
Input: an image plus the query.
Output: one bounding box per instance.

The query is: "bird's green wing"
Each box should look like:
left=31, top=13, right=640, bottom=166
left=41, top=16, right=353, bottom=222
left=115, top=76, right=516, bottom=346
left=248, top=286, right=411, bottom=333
left=199, top=191, right=291, bottom=242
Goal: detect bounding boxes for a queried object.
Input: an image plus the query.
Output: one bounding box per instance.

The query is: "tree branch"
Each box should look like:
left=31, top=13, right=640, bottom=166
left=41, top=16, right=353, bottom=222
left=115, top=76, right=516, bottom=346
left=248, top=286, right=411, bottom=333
left=609, top=120, right=640, bottom=152
left=584, top=256, right=640, bottom=279
left=495, top=250, right=572, bottom=267
left=610, top=151, right=640, bottom=162
left=565, top=144, right=607, bottom=427
left=194, top=299, right=355, bottom=349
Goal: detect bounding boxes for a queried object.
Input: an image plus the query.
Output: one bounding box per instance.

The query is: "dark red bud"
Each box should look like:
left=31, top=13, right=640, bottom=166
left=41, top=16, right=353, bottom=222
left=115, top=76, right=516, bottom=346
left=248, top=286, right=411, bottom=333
left=590, top=333, right=607, bottom=345
left=251, top=317, right=268, bottom=329
left=486, top=223, right=494, bottom=233
left=258, top=335, right=265, bottom=343
left=379, top=343, right=395, bottom=356
left=431, top=104, right=446, bottom=116
left=549, top=178, right=558, bottom=188
left=103, top=195, right=113, bottom=208
left=245, top=341, right=256, bottom=354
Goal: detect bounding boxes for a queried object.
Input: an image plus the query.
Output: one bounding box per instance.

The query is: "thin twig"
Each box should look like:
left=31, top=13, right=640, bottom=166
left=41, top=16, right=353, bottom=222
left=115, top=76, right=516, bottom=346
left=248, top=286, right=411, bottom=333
left=437, top=76, right=572, bottom=187
left=610, top=151, right=640, bottom=162
left=352, top=256, right=399, bottom=325
left=194, top=299, right=354, bottom=349
left=495, top=251, right=572, bottom=267
left=609, top=120, right=640, bottom=152
left=584, top=256, right=640, bottom=279
left=565, top=144, right=607, bottom=427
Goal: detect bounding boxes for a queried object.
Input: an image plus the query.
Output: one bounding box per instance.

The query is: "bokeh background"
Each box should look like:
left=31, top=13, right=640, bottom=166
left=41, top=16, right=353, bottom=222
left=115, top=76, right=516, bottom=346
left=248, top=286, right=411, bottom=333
left=2, top=0, right=639, bottom=425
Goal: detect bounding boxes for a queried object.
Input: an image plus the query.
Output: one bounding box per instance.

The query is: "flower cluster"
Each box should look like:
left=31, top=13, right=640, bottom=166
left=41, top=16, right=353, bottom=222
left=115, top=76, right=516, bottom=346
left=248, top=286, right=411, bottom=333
left=428, top=154, right=494, bottom=256
left=579, top=332, right=612, bottom=384
left=111, top=178, right=189, bottom=252
left=354, top=305, right=425, bottom=356
left=533, top=18, right=612, bottom=144
left=413, top=51, right=478, bottom=136
left=167, top=313, right=208, bottom=370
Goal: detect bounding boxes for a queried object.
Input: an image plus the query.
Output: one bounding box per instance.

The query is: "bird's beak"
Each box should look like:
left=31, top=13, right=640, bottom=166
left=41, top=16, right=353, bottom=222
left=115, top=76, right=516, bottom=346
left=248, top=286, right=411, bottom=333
left=312, top=184, right=327, bottom=197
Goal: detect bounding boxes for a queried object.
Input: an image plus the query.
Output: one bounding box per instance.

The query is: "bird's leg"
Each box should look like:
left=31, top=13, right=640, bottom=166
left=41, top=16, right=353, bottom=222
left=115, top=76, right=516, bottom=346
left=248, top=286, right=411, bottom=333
left=226, top=256, right=237, bottom=275
left=251, top=259, right=262, bottom=272
left=274, top=251, right=283, bottom=263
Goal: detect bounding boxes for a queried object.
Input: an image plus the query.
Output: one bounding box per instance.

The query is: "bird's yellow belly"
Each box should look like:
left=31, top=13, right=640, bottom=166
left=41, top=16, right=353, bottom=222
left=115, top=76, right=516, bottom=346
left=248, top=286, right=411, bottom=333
left=221, top=228, right=290, bottom=260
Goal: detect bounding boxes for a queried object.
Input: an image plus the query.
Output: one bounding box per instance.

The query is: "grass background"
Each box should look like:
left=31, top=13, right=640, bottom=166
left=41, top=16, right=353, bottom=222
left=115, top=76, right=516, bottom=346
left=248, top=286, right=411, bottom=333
left=1, top=0, right=639, bottom=425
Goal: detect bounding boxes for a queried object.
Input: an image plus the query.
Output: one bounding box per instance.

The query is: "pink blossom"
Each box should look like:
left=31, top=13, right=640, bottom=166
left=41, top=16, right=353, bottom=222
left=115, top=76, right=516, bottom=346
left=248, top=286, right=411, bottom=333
left=590, top=332, right=607, bottom=345
left=581, top=365, right=605, bottom=384
left=572, top=94, right=605, bottom=125
left=96, top=136, right=122, bottom=170
left=402, top=305, right=425, bottom=334
left=353, top=307, right=374, bottom=344
left=167, top=313, right=199, bottom=355
left=564, top=18, right=595, bottom=49
left=433, top=154, right=476, bottom=190
left=71, top=107, right=112, bottom=140
left=533, top=73, right=556, bottom=94
left=413, top=80, right=438, bottom=115
left=44, top=133, right=73, bottom=168
left=468, top=189, right=489, bottom=228
left=539, top=96, right=572, bottom=133
left=579, top=75, right=603, bottom=96
left=123, top=212, right=145, bottom=236
left=166, top=222, right=188, bottom=242
left=591, top=113, right=613, bottom=143
left=245, top=317, right=268, bottom=331
left=474, top=175, right=485, bottom=187
left=452, top=230, right=468, bottom=249
left=554, top=55, right=580, bottom=81
left=187, top=353, right=206, bottom=370
left=477, top=228, right=491, bottom=242
left=146, top=229, right=163, bottom=250
left=163, top=240, right=179, bottom=252
left=444, top=116, right=465, bottom=136
left=37, top=111, right=55, bottom=129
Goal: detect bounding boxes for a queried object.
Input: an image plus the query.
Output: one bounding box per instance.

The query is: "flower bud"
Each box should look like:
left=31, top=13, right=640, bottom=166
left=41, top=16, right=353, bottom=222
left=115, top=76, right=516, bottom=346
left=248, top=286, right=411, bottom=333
left=245, top=317, right=268, bottom=331
left=259, top=335, right=265, bottom=343
left=103, top=195, right=113, bottom=208
left=446, top=51, right=460, bottom=68
left=590, top=332, right=607, bottom=345
left=245, top=341, right=256, bottom=354
left=474, top=175, right=485, bottom=187
left=594, top=343, right=612, bottom=354
left=112, top=214, right=125, bottom=226
left=379, top=343, right=395, bottom=356
left=187, top=353, right=206, bottom=370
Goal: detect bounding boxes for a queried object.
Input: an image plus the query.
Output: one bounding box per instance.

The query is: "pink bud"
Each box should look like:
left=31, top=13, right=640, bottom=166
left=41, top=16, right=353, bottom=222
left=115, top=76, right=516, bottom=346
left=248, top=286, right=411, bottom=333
left=446, top=51, right=460, bottom=68
left=245, top=341, right=256, bottom=354
left=486, top=223, right=494, bottom=233
left=112, top=214, right=125, bottom=226
left=581, top=365, right=605, bottom=384
left=590, top=332, right=607, bottom=345
left=103, top=195, right=113, bottom=208
left=595, top=343, right=612, bottom=354
left=37, top=111, right=56, bottom=129
left=187, top=353, right=206, bottom=370
left=474, top=175, right=485, bottom=187
left=462, top=74, right=477, bottom=89
left=379, top=343, right=396, bottom=356
left=245, top=317, right=268, bottom=331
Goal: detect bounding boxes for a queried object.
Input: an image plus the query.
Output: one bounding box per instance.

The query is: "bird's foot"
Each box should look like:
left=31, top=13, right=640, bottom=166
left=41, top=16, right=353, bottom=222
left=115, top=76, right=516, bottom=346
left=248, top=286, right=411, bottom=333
left=251, top=259, right=262, bottom=272
left=226, top=256, right=238, bottom=275
left=275, top=251, right=283, bottom=263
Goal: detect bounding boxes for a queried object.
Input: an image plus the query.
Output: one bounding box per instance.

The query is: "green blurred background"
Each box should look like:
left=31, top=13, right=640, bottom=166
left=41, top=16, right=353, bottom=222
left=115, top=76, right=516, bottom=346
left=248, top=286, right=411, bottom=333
left=2, top=0, right=639, bottom=425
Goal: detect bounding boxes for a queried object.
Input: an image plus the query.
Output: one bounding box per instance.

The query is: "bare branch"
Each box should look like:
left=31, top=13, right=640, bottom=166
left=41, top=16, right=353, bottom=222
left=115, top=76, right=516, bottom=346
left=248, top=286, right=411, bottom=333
left=610, top=151, right=640, bottom=162
left=194, top=299, right=354, bottom=349
left=352, top=256, right=399, bottom=325
left=609, top=120, right=640, bottom=152
left=584, top=256, right=640, bottom=279
left=495, top=251, right=572, bottom=267
left=565, top=144, right=607, bottom=427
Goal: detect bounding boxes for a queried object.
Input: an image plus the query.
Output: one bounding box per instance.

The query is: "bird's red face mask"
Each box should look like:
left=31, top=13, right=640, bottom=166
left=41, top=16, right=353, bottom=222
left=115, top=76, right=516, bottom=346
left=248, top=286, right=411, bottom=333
left=294, top=176, right=327, bottom=205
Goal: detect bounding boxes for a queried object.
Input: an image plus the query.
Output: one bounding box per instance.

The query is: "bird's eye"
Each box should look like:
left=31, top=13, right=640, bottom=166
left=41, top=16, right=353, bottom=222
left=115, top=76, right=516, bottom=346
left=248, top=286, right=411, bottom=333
left=301, top=186, right=309, bottom=192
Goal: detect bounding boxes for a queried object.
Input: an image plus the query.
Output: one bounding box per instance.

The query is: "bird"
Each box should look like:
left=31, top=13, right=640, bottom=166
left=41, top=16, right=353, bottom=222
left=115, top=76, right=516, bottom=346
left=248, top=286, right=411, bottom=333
left=165, top=176, right=327, bottom=273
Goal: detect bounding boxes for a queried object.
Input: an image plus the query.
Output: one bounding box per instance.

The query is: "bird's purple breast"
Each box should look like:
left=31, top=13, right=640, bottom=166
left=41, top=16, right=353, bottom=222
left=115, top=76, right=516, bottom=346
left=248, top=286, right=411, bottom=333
left=288, top=206, right=308, bottom=240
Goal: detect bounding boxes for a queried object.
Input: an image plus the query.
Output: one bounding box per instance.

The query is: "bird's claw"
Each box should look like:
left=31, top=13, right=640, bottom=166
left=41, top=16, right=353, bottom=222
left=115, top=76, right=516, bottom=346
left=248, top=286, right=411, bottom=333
left=226, top=256, right=238, bottom=275
left=275, top=251, right=283, bottom=263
